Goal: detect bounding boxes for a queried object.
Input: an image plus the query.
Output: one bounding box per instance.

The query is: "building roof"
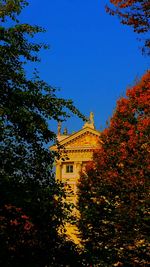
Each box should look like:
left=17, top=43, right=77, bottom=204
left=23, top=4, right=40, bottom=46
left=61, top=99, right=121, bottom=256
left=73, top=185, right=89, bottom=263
left=51, top=126, right=101, bottom=152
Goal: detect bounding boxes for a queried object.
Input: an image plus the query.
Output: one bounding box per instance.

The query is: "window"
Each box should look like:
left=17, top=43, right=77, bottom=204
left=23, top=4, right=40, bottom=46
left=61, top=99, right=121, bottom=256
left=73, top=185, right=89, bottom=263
left=66, top=164, right=73, bottom=173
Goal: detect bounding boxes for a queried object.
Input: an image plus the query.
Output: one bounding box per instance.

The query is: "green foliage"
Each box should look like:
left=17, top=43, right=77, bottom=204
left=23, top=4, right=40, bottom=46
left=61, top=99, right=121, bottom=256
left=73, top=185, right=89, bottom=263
left=0, top=0, right=28, bottom=22
left=77, top=71, right=150, bottom=266
left=0, top=1, right=84, bottom=266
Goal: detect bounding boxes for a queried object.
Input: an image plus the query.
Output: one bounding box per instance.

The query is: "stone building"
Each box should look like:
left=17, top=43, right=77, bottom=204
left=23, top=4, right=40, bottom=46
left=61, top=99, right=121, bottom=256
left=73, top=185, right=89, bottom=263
left=51, top=112, right=101, bottom=242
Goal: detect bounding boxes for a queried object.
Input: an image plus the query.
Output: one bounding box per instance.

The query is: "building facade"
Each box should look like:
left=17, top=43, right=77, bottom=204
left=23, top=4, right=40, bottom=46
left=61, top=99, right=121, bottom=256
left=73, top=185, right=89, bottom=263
left=51, top=113, right=101, bottom=242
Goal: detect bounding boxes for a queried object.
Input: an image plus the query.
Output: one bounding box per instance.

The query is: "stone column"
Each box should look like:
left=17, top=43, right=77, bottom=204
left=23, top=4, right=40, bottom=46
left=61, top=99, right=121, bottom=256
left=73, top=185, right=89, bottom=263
left=74, top=161, right=82, bottom=198
left=76, top=161, right=82, bottom=179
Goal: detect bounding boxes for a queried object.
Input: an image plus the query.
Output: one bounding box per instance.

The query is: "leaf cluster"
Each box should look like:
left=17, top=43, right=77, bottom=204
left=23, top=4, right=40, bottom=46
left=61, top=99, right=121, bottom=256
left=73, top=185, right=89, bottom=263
left=0, top=1, right=84, bottom=266
left=77, top=71, right=150, bottom=266
left=106, top=0, right=150, bottom=55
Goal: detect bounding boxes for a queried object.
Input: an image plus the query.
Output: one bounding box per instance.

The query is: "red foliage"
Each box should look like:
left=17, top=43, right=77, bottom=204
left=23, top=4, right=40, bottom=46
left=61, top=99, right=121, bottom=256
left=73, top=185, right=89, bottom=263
left=0, top=204, right=35, bottom=254
left=2, top=204, right=33, bottom=230
left=106, top=0, right=150, bottom=54
left=78, top=71, right=150, bottom=265
left=94, top=70, right=150, bottom=184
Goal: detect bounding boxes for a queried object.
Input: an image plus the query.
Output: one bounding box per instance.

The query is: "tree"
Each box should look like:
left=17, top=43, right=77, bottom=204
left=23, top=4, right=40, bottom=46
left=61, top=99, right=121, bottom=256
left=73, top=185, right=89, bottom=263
left=0, top=1, right=84, bottom=266
left=77, top=71, right=150, bottom=266
left=106, top=0, right=150, bottom=55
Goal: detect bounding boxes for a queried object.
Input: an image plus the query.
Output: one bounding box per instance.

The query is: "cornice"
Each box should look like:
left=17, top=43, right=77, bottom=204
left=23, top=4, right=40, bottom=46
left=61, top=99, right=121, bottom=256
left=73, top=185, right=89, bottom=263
left=51, top=127, right=101, bottom=151
left=61, top=146, right=100, bottom=152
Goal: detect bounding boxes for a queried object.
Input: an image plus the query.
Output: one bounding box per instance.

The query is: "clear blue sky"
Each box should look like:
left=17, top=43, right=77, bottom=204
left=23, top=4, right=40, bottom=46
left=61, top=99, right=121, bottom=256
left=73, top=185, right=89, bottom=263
left=20, top=0, right=149, bottom=133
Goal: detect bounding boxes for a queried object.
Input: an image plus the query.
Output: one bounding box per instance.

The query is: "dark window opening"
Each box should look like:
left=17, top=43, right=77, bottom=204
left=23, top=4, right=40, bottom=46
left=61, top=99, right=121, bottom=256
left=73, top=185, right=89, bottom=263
left=66, top=165, right=73, bottom=173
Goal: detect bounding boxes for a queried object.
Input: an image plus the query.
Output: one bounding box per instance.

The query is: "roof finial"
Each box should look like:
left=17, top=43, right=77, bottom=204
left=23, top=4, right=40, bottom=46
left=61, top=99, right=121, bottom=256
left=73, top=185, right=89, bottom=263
left=83, top=112, right=95, bottom=129
left=57, top=121, right=61, bottom=136
left=89, top=111, right=94, bottom=125
left=63, top=127, right=68, bottom=135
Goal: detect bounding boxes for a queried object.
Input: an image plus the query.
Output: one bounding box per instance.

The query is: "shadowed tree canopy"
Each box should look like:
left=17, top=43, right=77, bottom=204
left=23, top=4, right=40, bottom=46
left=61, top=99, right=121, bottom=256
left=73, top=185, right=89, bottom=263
left=0, top=1, right=84, bottom=266
left=77, top=71, right=150, bottom=266
left=106, top=0, right=150, bottom=55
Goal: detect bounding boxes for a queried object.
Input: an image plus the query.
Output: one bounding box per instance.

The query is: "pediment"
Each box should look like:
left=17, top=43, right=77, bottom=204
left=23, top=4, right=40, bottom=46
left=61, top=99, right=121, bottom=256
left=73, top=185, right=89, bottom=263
left=51, top=127, right=101, bottom=151
left=64, top=131, right=100, bottom=149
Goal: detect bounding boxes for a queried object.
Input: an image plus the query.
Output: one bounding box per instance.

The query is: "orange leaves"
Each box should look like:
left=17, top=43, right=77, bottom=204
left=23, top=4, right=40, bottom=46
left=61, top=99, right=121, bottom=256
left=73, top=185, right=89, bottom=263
left=77, top=72, right=150, bottom=267
left=93, top=71, right=150, bottom=186
left=106, top=1, right=150, bottom=53
left=126, top=71, right=150, bottom=112
left=117, top=98, right=129, bottom=114
left=80, top=69, right=149, bottom=209
left=138, top=117, right=150, bottom=133
left=110, top=0, right=136, bottom=8
left=127, top=127, right=134, bottom=136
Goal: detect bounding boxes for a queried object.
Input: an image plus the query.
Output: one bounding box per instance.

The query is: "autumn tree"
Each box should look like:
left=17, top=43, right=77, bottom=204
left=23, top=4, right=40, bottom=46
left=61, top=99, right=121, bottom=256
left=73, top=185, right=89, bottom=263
left=0, top=0, right=84, bottom=266
left=77, top=71, right=150, bottom=266
left=106, top=0, right=150, bottom=55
